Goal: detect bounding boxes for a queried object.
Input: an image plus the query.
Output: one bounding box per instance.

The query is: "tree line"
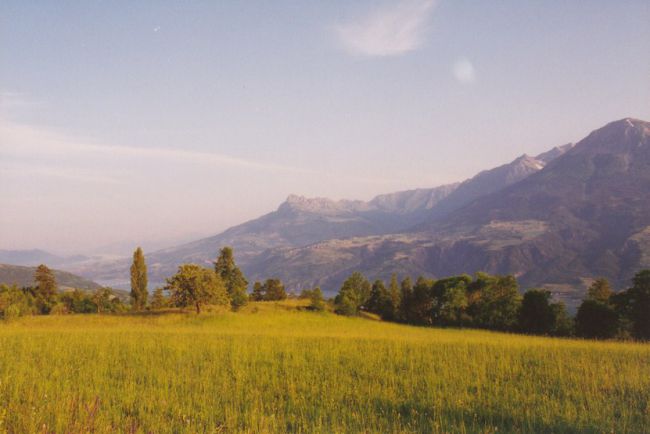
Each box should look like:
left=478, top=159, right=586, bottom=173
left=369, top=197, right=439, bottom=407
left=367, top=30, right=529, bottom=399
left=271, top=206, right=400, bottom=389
left=333, top=270, right=650, bottom=340
left=2, top=245, right=648, bottom=341
left=0, top=246, right=323, bottom=320
left=0, top=264, right=128, bottom=318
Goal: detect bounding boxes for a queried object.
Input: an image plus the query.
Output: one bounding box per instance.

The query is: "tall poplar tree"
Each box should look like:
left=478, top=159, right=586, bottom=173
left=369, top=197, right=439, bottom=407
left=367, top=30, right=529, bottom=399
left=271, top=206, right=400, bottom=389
left=214, top=247, right=248, bottom=310
left=130, top=247, right=148, bottom=310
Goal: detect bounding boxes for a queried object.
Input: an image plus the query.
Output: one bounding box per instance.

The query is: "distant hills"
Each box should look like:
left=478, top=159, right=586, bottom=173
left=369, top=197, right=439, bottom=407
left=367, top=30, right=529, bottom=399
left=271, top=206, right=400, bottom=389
left=0, top=263, right=102, bottom=290
left=0, top=249, right=89, bottom=267
left=7, top=118, right=649, bottom=309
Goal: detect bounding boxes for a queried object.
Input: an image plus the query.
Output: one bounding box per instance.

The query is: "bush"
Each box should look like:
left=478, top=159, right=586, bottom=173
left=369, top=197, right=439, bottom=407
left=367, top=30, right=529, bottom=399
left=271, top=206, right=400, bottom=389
left=3, top=304, right=22, bottom=320
left=309, top=288, right=325, bottom=311
left=50, top=303, right=69, bottom=315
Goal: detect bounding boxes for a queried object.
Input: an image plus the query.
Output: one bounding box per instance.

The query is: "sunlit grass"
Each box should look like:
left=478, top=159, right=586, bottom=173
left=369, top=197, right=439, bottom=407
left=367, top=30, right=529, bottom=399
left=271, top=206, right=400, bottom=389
left=1, top=300, right=648, bottom=433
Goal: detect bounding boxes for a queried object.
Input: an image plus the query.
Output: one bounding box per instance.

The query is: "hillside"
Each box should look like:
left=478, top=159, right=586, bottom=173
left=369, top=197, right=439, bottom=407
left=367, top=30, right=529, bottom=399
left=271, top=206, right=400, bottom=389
left=0, top=249, right=65, bottom=266
left=425, top=146, right=572, bottom=219
left=0, top=263, right=102, bottom=290
left=145, top=183, right=460, bottom=268
left=73, top=183, right=460, bottom=285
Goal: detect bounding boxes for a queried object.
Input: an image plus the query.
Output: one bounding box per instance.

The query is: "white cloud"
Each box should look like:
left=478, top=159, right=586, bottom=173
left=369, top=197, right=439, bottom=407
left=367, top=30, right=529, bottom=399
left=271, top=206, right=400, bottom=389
left=335, top=0, right=437, bottom=57
left=452, top=58, right=476, bottom=85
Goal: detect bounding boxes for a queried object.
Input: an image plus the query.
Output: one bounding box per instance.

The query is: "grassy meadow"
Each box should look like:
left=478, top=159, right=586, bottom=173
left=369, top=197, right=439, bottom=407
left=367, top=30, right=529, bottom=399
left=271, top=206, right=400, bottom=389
left=0, top=300, right=649, bottom=433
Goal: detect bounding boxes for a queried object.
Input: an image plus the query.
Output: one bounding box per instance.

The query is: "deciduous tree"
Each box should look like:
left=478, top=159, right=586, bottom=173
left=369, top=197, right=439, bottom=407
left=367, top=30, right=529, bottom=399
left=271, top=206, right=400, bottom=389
left=309, top=287, right=325, bottom=311
left=334, top=272, right=370, bottom=315
left=587, top=278, right=612, bottom=303
left=166, top=264, right=228, bottom=313
left=261, top=278, right=286, bottom=301
left=150, top=287, right=169, bottom=310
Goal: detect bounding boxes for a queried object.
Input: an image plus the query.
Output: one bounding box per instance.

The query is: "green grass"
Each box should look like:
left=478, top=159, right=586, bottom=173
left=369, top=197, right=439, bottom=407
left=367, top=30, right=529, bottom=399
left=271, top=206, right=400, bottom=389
left=0, top=301, right=648, bottom=433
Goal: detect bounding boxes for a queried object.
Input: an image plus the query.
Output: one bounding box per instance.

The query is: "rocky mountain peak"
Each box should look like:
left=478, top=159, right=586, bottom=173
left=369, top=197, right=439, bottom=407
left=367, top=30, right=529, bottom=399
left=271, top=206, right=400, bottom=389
left=535, top=143, right=574, bottom=164
left=513, top=154, right=545, bottom=169
left=578, top=118, right=650, bottom=153
left=279, top=194, right=367, bottom=215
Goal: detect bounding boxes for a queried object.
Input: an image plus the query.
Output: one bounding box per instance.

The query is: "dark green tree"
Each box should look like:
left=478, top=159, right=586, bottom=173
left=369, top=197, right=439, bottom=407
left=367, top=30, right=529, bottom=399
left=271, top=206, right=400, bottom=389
left=398, top=276, right=413, bottom=322
left=214, top=247, right=249, bottom=310
left=550, top=302, right=574, bottom=336
left=587, top=278, right=613, bottom=303
left=386, top=273, right=401, bottom=321
left=166, top=264, right=229, bottom=313
left=433, top=276, right=471, bottom=326
left=60, top=289, right=96, bottom=314
left=309, top=287, right=325, bottom=311
left=405, top=276, right=435, bottom=325
left=519, top=289, right=556, bottom=335
left=367, top=279, right=389, bottom=315
left=469, top=274, right=521, bottom=330
left=150, top=287, right=169, bottom=310
left=576, top=299, right=619, bottom=339
left=575, top=277, right=620, bottom=339
left=34, top=264, right=57, bottom=313
left=251, top=281, right=265, bottom=301
left=334, top=272, right=371, bottom=315
left=262, top=278, right=287, bottom=301
left=626, top=269, right=650, bottom=340
left=130, top=247, right=148, bottom=310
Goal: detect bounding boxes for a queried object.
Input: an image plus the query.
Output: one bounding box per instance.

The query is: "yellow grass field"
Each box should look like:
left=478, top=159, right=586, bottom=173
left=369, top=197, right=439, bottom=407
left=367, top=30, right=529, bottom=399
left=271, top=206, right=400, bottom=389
left=1, top=301, right=648, bottom=433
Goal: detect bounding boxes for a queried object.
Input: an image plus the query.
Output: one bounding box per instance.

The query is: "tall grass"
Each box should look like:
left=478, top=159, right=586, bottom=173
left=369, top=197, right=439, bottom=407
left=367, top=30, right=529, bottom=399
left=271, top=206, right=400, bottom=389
left=0, top=301, right=648, bottom=433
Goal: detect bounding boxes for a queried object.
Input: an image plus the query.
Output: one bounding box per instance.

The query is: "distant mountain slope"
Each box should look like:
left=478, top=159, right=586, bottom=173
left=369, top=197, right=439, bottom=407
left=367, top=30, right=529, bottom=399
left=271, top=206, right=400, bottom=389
left=116, top=183, right=459, bottom=283
left=71, top=137, right=573, bottom=288
left=0, top=249, right=90, bottom=267
left=0, top=263, right=102, bottom=290
left=136, top=141, right=567, bottom=282
left=424, top=118, right=650, bottom=283
left=244, top=118, right=650, bottom=307
left=0, top=249, right=62, bottom=266
left=425, top=145, right=572, bottom=220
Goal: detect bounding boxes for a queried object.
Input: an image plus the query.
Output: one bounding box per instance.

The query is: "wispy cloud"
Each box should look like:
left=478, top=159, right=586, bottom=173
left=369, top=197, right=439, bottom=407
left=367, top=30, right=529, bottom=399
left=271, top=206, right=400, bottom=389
left=0, top=163, right=123, bottom=185
left=0, top=120, right=315, bottom=175
left=0, top=119, right=404, bottom=186
left=335, top=0, right=437, bottom=57
left=452, top=58, right=476, bottom=85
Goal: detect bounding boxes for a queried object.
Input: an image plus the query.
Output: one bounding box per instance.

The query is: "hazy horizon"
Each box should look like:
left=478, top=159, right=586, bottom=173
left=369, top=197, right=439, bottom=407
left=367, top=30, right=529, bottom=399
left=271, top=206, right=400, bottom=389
left=2, top=0, right=649, bottom=254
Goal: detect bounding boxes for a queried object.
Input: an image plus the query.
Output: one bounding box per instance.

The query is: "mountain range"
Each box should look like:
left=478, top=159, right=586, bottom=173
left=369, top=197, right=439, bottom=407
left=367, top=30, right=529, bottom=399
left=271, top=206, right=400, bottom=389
left=5, top=118, right=649, bottom=309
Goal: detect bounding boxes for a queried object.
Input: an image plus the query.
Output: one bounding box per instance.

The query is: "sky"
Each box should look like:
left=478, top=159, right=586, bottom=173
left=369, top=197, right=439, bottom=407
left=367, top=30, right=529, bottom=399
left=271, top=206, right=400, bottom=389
left=1, top=0, right=649, bottom=255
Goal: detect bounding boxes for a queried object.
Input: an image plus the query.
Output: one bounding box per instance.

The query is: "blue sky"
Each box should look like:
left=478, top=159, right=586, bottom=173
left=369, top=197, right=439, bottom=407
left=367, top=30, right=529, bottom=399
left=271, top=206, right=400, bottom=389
left=1, top=0, right=649, bottom=254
